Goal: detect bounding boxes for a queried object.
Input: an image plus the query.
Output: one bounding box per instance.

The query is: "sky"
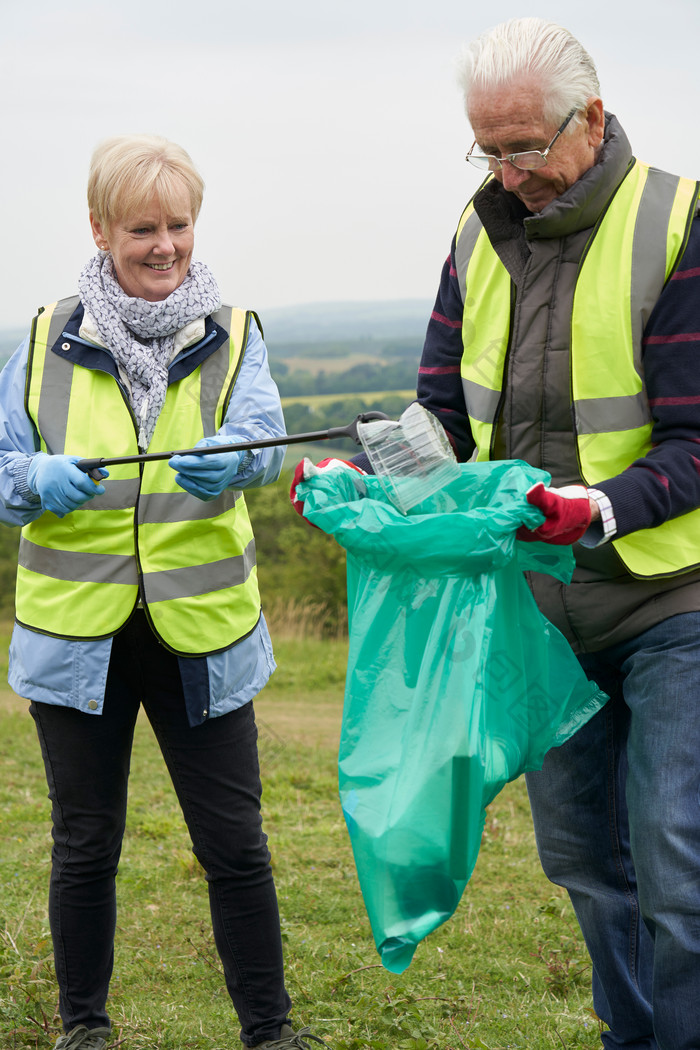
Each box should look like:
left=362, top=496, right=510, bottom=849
left=1, top=0, right=698, bottom=332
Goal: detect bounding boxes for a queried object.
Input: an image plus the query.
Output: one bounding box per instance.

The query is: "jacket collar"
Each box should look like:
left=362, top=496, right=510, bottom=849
left=52, top=300, right=230, bottom=384
left=79, top=310, right=207, bottom=358
left=524, top=113, right=634, bottom=240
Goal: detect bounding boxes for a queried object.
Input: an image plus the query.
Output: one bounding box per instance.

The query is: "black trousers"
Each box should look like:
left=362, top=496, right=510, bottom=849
left=30, top=612, right=292, bottom=1045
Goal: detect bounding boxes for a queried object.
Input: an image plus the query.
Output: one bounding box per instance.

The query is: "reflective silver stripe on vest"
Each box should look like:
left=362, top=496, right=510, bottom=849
left=18, top=537, right=138, bottom=585
left=87, top=478, right=141, bottom=511
left=461, top=378, right=502, bottom=424
left=138, top=488, right=240, bottom=524
left=36, top=298, right=80, bottom=454
left=630, top=169, right=685, bottom=365
left=143, top=538, right=256, bottom=602
left=199, top=307, right=236, bottom=435
left=455, top=210, right=483, bottom=304
left=574, top=392, right=651, bottom=435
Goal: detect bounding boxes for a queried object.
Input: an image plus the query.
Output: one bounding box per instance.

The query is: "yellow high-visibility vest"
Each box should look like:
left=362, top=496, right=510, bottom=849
left=455, top=161, right=700, bottom=578
left=17, top=296, right=262, bottom=653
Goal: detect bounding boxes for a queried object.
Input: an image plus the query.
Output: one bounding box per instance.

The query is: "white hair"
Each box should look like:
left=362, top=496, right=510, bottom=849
left=457, top=17, right=601, bottom=128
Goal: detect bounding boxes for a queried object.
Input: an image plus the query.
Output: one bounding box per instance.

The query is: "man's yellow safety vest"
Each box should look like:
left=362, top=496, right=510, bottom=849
left=455, top=160, right=700, bottom=579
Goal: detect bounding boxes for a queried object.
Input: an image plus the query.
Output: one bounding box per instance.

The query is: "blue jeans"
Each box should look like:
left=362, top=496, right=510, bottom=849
left=526, top=611, right=700, bottom=1049
left=30, top=611, right=292, bottom=1046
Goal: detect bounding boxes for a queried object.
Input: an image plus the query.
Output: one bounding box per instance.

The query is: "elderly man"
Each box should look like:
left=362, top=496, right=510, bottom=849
left=415, top=16, right=700, bottom=1049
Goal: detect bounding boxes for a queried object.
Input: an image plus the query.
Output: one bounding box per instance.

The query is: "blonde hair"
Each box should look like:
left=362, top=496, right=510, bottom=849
left=457, top=18, right=601, bottom=127
left=87, top=134, right=205, bottom=232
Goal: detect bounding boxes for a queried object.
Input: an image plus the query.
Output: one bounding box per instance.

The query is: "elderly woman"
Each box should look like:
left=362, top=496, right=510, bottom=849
left=0, top=136, right=326, bottom=1050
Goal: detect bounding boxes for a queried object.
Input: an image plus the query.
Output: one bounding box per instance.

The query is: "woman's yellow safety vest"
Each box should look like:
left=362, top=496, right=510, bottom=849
left=17, top=297, right=262, bottom=654
left=455, top=161, right=700, bottom=579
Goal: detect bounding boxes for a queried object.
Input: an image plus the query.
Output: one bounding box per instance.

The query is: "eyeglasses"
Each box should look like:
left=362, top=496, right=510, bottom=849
left=466, top=108, right=578, bottom=172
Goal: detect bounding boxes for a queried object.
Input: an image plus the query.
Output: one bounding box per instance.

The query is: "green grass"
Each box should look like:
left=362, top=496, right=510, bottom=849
left=0, top=632, right=604, bottom=1050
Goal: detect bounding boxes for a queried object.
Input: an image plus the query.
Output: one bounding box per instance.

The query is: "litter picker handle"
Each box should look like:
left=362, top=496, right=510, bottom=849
left=76, top=411, right=390, bottom=480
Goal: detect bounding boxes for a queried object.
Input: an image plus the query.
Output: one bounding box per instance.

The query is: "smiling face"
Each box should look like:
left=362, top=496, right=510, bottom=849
left=468, top=79, right=605, bottom=213
left=90, top=183, right=195, bottom=301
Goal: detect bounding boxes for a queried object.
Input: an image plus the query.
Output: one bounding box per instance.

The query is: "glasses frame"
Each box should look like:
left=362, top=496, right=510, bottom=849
left=466, top=108, right=578, bottom=172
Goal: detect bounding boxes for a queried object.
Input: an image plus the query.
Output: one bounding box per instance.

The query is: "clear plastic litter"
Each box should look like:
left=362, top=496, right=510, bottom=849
left=356, top=402, right=461, bottom=514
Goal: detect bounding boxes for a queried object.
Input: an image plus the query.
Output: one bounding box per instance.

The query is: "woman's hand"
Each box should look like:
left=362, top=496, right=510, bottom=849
left=169, top=438, right=245, bottom=501
left=26, top=453, right=108, bottom=518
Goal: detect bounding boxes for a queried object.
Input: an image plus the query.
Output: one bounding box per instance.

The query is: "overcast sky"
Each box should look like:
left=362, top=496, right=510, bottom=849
left=1, top=0, right=698, bottom=331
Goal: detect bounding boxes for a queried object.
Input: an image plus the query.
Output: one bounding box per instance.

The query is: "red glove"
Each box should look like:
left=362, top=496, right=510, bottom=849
left=516, top=482, right=592, bottom=545
left=289, top=457, right=367, bottom=518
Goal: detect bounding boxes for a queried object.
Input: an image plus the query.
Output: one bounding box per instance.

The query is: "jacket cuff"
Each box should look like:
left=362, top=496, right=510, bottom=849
left=12, top=454, right=42, bottom=504
left=580, top=488, right=617, bottom=548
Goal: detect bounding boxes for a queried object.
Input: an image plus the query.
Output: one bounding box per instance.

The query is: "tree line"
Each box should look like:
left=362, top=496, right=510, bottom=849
left=282, top=393, right=412, bottom=452
left=272, top=359, right=418, bottom=398
left=268, top=335, right=422, bottom=399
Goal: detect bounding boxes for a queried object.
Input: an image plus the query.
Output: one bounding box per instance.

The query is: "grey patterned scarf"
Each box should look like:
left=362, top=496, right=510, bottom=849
left=78, top=253, right=221, bottom=449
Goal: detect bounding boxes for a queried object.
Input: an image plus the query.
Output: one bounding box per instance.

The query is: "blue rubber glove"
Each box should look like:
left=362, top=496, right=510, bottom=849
left=26, top=453, right=108, bottom=518
left=169, top=437, right=245, bottom=501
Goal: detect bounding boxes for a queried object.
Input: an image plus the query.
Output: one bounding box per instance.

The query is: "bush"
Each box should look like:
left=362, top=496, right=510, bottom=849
left=0, top=527, right=18, bottom=618
left=246, top=473, right=348, bottom=636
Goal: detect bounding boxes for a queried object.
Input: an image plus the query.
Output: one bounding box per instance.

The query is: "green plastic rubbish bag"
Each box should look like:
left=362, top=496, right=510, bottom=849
left=297, top=459, right=608, bottom=974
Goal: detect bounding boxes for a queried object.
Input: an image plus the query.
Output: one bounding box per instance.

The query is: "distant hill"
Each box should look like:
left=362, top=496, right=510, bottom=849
left=258, top=299, right=433, bottom=345
left=0, top=299, right=434, bottom=371
left=0, top=329, right=26, bottom=362
left=0, top=300, right=432, bottom=345
left=257, top=301, right=430, bottom=397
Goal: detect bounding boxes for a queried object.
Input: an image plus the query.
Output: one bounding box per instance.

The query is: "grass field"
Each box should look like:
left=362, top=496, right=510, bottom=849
left=0, top=628, right=604, bottom=1050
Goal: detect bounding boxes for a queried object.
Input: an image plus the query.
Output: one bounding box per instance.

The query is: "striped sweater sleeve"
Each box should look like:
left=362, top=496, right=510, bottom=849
left=594, top=214, right=700, bottom=537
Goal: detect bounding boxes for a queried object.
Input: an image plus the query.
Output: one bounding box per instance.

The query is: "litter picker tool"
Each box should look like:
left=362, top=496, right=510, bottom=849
left=76, top=412, right=391, bottom=480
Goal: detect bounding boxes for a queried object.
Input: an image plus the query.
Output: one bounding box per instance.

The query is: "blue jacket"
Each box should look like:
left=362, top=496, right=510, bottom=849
left=0, top=303, right=286, bottom=726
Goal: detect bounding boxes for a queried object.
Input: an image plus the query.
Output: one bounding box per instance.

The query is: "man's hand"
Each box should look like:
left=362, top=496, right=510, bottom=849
left=516, top=482, right=595, bottom=545
left=27, top=453, right=108, bottom=518
left=290, top=457, right=367, bottom=518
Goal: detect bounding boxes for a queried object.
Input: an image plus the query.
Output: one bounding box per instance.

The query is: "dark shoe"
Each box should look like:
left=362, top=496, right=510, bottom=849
left=55, top=1026, right=111, bottom=1049
left=250, top=1024, right=328, bottom=1049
